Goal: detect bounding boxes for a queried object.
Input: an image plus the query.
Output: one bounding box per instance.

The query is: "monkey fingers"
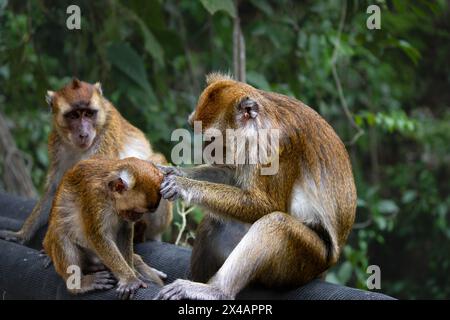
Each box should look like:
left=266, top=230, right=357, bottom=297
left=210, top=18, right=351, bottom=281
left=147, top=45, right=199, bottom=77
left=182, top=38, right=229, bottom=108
left=156, top=165, right=185, bottom=177
left=154, top=279, right=231, bottom=300
left=160, top=176, right=183, bottom=201
left=116, top=278, right=147, bottom=300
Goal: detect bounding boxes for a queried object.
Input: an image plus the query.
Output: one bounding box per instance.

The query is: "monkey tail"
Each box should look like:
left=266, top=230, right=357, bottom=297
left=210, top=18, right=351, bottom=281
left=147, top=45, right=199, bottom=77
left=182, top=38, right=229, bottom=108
left=310, top=224, right=338, bottom=266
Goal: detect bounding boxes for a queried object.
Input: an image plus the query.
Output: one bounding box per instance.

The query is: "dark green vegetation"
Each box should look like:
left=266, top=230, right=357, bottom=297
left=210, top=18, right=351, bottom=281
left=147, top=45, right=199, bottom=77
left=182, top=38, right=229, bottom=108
left=0, top=0, right=449, bottom=299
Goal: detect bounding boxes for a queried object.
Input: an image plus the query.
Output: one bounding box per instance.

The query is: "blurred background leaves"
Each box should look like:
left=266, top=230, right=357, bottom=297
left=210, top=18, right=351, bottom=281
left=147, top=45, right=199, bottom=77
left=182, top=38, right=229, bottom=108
left=0, top=0, right=449, bottom=299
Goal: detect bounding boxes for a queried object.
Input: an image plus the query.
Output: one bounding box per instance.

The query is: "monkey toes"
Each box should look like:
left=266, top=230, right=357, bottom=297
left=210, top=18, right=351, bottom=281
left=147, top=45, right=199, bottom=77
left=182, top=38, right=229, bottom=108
left=0, top=229, right=26, bottom=244
left=88, top=271, right=117, bottom=290
left=151, top=267, right=167, bottom=280
left=154, top=279, right=232, bottom=300
left=71, top=271, right=117, bottom=295
left=116, top=278, right=147, bottom=300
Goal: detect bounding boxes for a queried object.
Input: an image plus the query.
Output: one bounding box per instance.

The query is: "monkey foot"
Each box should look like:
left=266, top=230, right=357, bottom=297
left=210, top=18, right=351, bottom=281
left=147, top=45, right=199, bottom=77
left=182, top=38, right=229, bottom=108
left=38, top=249, right=52, bottom=268
left=151, top=267, right=167, bottom=280
left=70, top=271, right=117, bottom=295
left=116, top=278, right=147, bottom=300
left=85, top=263, right=107, bottom=273
left=136, top=267, right=166, bottom=286
left=154, top=279, right=232, bottom=300
left=86, top=271, right=117, bottom=291
left=0, top=229, right=26, bottom=244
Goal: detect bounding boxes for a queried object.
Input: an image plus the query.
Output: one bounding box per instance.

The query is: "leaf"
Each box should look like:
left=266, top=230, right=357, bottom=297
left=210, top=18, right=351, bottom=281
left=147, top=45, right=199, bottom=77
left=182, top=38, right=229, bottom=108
left=337, top=261, right=353, bottom=284
left=374, top=215, right=387, bottom=230
left=107, top=42, right=152, bottom=93
left=378, top=199, right=399, bottom=215
left=249, top=0, right=273, bottom=16
left=402, top=190, right=417, bottom=204
left=0, top=0, right=7, bottom=12
left=124, top=7, right=164, bottom=67
left=397, top=40, right=421, bottom=65
left=246, top=71, right=271, bottom=91
left=325, top=272, right=340, bottom=285
left=199, top=0, right=236, bottom=18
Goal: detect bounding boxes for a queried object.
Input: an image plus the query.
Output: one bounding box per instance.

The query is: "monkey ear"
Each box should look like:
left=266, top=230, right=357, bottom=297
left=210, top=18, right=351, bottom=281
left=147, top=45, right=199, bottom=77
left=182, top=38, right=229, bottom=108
left=206, top=72, right=233, bottom=85
left=94, top=82, right=103, bottom=96
left=45, top=91, right=55, bottom=106
left=109, top=170, right=135, bottom=194
left=108, top=177, right=128, bottom=194
left=187, top=110, right=195, bottom=127
left=72, top=77, right=81, bottom=89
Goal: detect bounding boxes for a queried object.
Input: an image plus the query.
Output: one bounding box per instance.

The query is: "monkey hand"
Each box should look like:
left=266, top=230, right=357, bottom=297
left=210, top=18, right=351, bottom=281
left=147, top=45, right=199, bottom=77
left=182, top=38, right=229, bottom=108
left=157, top=165, right=186, bottom=177
left=154, top=279, right=233, bottom=300
left=0, top=229, right=27, bottom=244
left=160, top=175, right=190, bottom=202
left=116, top=277, right=147, bottom=300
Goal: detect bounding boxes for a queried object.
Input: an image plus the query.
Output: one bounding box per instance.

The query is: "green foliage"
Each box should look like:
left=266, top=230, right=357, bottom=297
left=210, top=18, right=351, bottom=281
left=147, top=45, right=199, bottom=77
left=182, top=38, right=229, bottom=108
left=0, top=0, right=449, bottom=298
left=200, top=0, right=236, bottom=18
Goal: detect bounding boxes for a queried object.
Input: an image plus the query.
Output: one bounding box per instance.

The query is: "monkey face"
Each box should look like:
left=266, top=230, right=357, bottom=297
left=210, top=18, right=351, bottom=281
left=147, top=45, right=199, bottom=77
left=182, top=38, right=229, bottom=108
left=189, top=74, right=264, bottom=148
left=46, top=78, right=106, bottom=150
left=63, top=108, right=97, bottom=149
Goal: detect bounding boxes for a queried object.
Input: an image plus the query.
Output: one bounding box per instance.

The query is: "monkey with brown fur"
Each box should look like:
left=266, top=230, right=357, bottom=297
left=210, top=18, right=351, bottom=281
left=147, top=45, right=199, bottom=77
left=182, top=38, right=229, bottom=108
left=0, top=78, right=172, bottom=245
left=43, top=157, right=166, bottom=300
left=156, top=73, right=356, bottom=300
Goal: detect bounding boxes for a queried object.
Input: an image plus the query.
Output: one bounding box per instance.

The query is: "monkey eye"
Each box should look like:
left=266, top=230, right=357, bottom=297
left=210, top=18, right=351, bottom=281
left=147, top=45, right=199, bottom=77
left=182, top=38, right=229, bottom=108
left=84, top=110, right=97, bottom=118
left=64, top=111, right=79, bottom=120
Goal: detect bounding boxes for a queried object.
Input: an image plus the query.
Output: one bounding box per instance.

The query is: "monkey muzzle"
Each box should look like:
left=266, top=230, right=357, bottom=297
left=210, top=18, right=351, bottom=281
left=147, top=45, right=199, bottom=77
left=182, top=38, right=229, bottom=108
left=239, top=97, right=259, bottom=120
left=73, top=133, right=95, bottom=149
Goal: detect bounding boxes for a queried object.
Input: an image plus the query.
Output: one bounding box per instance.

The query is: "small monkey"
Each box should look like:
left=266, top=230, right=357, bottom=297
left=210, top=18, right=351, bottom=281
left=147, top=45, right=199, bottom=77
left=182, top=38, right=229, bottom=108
left=0, top=78, right=172, bottom=244
left=156, top=73, right=356, bottom=300
left=43, top=157, right=166, bottom=299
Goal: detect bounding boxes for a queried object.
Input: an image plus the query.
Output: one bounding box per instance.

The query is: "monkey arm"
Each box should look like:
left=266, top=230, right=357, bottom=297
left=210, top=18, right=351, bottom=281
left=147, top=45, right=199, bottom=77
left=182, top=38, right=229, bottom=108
left=161, top=175, right=276, bottom=223
left=183, top=165, right=236, bottom=185
left=159, top=164, right=236, bottom=185
left=86, top=229, right=136, bottom=282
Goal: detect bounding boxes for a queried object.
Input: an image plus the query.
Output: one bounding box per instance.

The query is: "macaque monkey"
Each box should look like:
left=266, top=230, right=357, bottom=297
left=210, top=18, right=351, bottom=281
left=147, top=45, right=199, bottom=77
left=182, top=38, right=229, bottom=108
left=43, top=157, right=166, bottom=299
left=0, top=78, right=171, bottom=244
left=156, top=73, right=356, bottom=300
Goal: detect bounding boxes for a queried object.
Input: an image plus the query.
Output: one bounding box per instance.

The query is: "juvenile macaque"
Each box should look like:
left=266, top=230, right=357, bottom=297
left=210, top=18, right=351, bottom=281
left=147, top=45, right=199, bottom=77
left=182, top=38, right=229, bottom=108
left=43, top=157, right=166, bottom=299
left=0, top=78, right=171, bottom=244
left=156, top=73, right=356, bottom=300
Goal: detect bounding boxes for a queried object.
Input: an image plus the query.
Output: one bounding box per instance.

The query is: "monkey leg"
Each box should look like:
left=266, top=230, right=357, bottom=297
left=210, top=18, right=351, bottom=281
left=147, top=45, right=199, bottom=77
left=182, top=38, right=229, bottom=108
left=190, top=216, right=250, bottom=282
left=49, top=239, right=116, bottom=295
left=156, top=212, right=329, bottom=300
left=133, top=254, right=166, bottom=286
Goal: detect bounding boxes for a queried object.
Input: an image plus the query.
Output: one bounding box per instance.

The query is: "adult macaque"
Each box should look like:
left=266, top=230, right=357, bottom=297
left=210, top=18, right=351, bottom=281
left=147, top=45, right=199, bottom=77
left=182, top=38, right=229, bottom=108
left=43, top=157, right=166, bottom=299
left=0, top=78, right=171, bottom=244
left=156, top=73, right=356, bottom=300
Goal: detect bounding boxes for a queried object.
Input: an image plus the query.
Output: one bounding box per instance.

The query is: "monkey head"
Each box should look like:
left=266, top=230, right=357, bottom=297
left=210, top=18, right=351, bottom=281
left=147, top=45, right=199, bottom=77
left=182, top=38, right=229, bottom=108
left=108, top=158, right=163, bottom=222
left=46, top=78, right=107, bottom=150
left=188, top=72, right=268, bottom=136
